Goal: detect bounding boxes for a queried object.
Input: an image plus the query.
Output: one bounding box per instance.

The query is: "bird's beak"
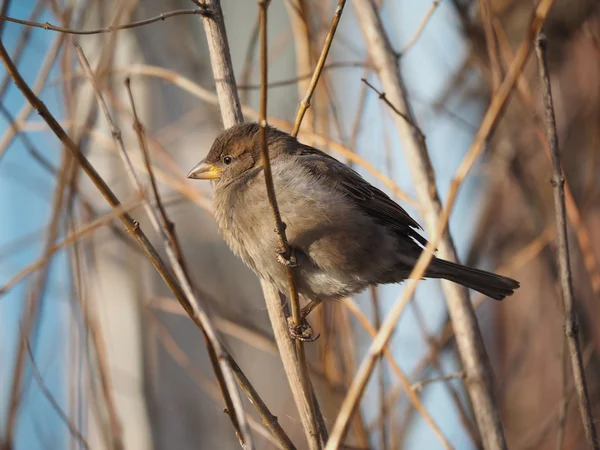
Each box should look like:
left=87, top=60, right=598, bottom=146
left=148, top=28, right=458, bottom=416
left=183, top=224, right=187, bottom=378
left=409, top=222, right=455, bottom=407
left=187, top=160, right=222, bottom=180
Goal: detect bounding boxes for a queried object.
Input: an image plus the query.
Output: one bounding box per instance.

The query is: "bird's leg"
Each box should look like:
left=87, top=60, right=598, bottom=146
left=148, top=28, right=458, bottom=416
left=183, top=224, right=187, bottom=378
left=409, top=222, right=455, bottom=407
left=300, top=299, right=322, bottom=320
left=287, top=299, right=323, bottom=342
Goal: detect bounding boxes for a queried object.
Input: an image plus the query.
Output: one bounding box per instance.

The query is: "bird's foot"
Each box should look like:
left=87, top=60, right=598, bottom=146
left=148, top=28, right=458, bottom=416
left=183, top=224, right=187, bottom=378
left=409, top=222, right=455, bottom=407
left=277, top=253, right=298, bottom=268
left=287, top=316, right=319, bottom=342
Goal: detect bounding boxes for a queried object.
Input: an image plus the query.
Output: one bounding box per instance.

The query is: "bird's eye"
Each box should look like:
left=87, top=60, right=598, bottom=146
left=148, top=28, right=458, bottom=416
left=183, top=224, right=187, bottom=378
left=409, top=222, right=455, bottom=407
left=223, top=155, right=233, bottom=165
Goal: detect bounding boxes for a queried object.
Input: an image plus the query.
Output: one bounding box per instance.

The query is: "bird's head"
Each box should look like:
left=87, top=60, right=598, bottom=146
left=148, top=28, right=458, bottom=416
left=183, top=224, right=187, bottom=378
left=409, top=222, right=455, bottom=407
left=187, top=122, right=291, bottom=187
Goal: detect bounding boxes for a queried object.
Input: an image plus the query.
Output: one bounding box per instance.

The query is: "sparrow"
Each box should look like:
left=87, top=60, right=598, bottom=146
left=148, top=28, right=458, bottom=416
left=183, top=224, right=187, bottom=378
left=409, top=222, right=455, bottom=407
left=188, top=123, right=519, bottom=335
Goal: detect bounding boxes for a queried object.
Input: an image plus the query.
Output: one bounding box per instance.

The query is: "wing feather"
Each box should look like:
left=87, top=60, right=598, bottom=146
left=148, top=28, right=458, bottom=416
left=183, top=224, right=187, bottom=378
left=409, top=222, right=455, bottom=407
left=295, top=144, right=429, bottom=247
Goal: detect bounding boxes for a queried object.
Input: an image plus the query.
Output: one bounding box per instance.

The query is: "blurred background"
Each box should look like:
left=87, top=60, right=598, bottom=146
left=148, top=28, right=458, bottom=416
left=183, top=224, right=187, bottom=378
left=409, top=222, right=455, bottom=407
left=1, top=0, right=599, bottom=449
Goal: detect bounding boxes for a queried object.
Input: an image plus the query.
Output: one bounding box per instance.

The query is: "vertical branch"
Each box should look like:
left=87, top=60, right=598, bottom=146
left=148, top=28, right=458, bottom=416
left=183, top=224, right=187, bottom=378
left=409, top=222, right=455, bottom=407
left=198, top=0, right=243, bottom=128
left=197, top=0, right=325, bottom=447
left=257, top=2, right=322, bottom=449
left=370, top=287, right=388, bottom=450
left=535, top=34, right=599, bottom=450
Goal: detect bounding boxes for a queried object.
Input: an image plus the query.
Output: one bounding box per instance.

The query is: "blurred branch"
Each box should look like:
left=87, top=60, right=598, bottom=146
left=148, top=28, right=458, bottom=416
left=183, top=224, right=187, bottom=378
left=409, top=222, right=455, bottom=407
left=3, top=156, right=80, bottom=450
left=285, top=0, right=316, bottom=139
left=0, top=0, right=45, bottom=100
left=148, top=312, right=294, bottom=450
left=411, top=372, right=466, bottom=393
left=0, top=34, right=65, bottom=164
left=341, top=298, right=452, bottom=448
left=291, top=0, right=345, bottom=137
left=535, top=34, right=599, bottom=450
left=25, top=341, right=90, bottom=450
left=0, top=7, right=211, bottom=35
left=400, top=0, right=442, bottom=55
left=370, top=288, right=388, bottom=450
left=0, top=195, right=144, bottom=296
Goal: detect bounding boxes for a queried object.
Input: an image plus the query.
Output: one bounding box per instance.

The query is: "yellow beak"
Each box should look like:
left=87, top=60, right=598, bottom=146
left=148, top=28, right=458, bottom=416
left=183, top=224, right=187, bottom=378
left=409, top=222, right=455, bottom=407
left=187, top=161, right=222, bottom=180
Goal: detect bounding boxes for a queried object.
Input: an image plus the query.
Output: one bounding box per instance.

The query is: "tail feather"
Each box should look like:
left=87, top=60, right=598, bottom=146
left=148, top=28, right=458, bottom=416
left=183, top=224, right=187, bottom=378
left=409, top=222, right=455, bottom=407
left=426, top=258, right=519, bottom=300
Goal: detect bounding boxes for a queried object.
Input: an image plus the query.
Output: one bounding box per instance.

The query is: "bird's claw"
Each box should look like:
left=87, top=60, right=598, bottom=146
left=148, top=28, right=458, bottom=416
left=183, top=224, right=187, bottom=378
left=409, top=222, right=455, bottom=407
left=277, top=253, right=298, bottom=268
left=287, top=316, right=319, bottom=342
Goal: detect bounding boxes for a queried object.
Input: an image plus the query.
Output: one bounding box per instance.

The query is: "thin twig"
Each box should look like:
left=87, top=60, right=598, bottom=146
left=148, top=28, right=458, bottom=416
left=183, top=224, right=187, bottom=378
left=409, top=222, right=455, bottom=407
left=411, top=372, right=466, bottom=393
left=291, top=0, right=346, bottom=137
left=361, top=78, right=424, bottom=141
left=0, top=7, right=211, bottom=35
left=535, top=33, right=599, bottom=450
left=400, top=0, right=442, bottom=55
left=25, top=341, right=90, bottom=450
left=370, top=287, right=388, bottom=450
left=556, top=338, right=569, bottom=450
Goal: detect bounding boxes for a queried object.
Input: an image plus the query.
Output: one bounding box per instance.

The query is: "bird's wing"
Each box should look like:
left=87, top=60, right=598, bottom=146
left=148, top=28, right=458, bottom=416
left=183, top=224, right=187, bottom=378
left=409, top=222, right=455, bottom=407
left=295, top=144, right=429, bottom=247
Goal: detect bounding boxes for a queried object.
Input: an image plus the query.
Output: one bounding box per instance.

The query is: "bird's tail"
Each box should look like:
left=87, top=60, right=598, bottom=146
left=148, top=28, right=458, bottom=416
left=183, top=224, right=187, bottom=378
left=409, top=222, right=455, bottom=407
left=426, top=258, right=519, bottom=300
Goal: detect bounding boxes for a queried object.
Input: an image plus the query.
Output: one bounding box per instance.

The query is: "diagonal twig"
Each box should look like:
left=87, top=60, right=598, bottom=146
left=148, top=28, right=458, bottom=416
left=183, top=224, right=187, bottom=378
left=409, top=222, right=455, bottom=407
left=291, top=0, right=346, bottom=137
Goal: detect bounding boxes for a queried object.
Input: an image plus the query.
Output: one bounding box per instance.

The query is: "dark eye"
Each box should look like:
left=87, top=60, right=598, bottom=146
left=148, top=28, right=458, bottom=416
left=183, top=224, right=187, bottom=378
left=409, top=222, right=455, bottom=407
left=223, top=155, right=233, bottom=165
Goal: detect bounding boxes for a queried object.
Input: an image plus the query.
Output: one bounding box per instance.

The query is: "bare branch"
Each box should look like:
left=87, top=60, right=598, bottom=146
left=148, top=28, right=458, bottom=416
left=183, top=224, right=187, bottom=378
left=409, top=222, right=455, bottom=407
left=0, top=7, right=211, bottom=35
left=535, top=33, right=599, bottom=450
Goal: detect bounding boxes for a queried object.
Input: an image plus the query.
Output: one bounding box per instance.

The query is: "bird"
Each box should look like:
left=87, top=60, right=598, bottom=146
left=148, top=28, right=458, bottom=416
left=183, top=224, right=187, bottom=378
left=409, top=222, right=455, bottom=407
left=188, top=123, right=519, bottom=337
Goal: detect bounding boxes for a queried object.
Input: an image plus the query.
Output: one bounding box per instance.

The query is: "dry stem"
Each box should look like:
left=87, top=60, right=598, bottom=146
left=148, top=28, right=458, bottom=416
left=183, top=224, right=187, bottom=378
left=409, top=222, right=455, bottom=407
left=535, top=34, right=599, bottom=450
